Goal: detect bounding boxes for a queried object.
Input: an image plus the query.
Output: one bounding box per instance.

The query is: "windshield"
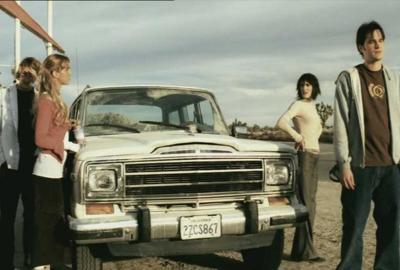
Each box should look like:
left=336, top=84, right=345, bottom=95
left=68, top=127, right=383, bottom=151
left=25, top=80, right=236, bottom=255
left=82, top=88, right=229, bottom=136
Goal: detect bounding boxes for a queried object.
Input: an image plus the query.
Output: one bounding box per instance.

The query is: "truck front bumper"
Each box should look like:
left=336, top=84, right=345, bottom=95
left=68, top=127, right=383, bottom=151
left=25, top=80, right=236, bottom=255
left=69, top=199, right=307, bottom=248
left=106, top=230, right=277, bottom=257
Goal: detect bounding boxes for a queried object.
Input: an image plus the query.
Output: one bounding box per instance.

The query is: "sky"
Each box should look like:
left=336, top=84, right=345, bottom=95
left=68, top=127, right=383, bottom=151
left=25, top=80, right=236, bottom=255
left=1, top=0, right=400, bottom=127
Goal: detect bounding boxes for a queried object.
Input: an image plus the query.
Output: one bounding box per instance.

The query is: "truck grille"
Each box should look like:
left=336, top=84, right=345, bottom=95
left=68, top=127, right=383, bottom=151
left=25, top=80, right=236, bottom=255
left=124, top=159, right=264, bottom=196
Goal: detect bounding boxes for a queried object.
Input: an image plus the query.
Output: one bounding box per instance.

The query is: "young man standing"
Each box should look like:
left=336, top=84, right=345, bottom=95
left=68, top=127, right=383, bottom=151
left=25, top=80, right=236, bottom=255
left=334, top=21, right=400, bottom=270
left=0, top=57, right=41, bottom=269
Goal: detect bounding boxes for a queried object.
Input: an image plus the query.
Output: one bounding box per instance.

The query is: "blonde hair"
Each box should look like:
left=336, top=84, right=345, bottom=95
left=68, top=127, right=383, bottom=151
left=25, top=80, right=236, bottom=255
left=36, top=54, right=70, bottom=126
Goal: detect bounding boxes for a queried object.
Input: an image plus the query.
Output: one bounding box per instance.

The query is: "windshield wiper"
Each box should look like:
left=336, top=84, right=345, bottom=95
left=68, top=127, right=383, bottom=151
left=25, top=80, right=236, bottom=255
left=84, top=123, right=140, bottom=133
left=139, top=121, right=191, bottom=132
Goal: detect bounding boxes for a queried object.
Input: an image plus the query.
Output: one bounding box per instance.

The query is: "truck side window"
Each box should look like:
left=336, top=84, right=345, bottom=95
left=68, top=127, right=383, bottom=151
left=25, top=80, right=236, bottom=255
left=70, top=99, right=81, bottom=120
left=181, top=104, right=197, bottom=123
left=169, top=110, right=180, bottom=125
left=198, top=100, right=214, bottom=126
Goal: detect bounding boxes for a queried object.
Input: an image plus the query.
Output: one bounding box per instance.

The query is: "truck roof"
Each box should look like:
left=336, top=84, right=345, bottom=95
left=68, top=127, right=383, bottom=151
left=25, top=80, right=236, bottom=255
left=81, top=85, right=213, bottom=95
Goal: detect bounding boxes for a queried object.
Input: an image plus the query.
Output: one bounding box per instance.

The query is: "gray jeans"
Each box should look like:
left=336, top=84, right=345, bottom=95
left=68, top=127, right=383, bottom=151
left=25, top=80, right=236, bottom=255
left=291, top=150, right=319, bottom=260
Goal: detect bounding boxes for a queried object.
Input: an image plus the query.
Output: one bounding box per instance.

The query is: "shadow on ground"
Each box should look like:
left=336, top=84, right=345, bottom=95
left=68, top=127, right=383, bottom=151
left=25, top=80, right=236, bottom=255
left=166, top=254, right=244, bottom=270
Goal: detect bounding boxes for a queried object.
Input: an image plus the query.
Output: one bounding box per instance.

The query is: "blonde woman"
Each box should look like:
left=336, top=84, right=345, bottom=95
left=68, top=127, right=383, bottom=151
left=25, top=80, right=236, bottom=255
left=276, top=73, right=324, bottom=263
left=32, top=54, right=80, bottom=270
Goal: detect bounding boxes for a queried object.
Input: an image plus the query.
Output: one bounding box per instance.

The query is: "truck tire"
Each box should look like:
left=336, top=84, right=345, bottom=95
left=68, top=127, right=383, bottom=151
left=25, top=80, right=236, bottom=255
left=72, top=244, right=102, bottom=270
left=241, top=230, right=284, bottom=270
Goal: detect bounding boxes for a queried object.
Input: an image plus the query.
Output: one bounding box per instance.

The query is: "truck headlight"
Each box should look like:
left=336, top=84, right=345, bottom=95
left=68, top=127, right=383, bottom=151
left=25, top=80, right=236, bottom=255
left=264, top=160, right=291, bottom=186
left=86, top=164, right=123, bottom=198
left=88, top=170, right=116, bottom=191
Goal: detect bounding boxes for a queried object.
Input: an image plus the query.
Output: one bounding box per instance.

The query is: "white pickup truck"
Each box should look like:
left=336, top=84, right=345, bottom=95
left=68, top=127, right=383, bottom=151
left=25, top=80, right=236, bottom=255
left=67, top=85, right=308, bottom=270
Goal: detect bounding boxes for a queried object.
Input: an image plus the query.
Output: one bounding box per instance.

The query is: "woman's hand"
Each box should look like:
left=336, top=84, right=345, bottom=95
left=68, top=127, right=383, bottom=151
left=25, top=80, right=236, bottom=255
left=73, top=124, right=85, bottom=145
left=69, top=119, right=80, bottom=129
left=295, top=138, right=305, bottom=151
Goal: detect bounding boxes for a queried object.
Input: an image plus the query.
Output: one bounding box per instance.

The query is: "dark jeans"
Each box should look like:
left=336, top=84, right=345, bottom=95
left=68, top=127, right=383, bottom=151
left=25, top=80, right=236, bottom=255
left=291, top=151, right=319, bottom=260
left=0, top=162, right=34, bottom=269
left=32, top=176, right=69, bottom=268
left=337, top=165, right=400, bottom=270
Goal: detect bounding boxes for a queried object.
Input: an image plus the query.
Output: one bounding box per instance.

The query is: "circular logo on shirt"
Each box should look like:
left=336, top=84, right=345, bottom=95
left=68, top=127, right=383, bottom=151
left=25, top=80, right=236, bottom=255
left=368, top=83, right=385, bottom=99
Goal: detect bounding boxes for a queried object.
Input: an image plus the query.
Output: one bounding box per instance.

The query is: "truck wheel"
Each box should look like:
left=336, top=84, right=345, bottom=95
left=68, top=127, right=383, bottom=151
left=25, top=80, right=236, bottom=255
left=72, top=244, right=102, bottom=270
left=241, top=230, right=284, bottom=270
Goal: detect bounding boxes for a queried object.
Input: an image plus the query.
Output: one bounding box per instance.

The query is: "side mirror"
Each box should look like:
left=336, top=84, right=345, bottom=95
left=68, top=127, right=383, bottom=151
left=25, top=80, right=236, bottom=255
left=231, top=125, right=249, bottom=138
left=328, top=164, right=340, bottom=183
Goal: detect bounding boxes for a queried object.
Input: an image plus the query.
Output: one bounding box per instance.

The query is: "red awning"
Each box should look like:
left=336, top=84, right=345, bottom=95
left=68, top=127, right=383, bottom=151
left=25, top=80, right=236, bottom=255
left=0, top=1, right=65, bottom=53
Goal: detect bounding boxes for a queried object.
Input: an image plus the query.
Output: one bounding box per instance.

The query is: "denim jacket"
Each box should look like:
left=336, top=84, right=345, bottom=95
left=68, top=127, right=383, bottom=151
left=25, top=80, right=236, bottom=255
left=334, top=65, right=400, bottom=173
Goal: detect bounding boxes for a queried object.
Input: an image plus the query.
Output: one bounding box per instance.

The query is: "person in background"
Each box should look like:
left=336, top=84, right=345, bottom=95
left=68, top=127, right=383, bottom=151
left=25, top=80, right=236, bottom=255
left=276, top=73, right=325, bottom=262
left=334, top=21, right=400, bottom=270
left=0, top=57, right=41, bottom=269
left=31, top=54, right=80, bottom=270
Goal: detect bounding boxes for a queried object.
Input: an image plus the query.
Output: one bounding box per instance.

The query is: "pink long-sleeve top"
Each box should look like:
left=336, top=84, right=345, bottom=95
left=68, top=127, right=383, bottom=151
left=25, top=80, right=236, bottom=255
left=35, top=96, right=70, bottom=163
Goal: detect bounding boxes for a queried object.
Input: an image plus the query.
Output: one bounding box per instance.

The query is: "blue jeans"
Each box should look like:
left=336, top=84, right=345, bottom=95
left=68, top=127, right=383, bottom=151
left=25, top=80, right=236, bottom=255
left=337, top=165, right=400, bottom=270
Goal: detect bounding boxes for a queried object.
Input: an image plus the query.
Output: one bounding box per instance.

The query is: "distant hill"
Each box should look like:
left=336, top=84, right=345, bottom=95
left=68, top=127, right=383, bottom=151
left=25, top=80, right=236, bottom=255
left=231, top=123, right=333, bottom=144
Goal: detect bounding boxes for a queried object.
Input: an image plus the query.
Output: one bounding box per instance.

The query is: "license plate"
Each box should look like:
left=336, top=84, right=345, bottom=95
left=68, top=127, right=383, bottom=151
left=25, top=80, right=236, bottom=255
left=180, top=215, right=221, bottom=240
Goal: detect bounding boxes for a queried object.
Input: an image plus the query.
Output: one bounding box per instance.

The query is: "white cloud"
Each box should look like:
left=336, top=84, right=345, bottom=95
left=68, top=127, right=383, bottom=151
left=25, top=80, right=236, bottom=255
left=1, top=1, right=400, bottom=126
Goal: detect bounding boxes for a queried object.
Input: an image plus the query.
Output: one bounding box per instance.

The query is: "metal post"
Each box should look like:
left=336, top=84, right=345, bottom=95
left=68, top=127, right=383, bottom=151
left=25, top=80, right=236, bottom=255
left=47, top=0, right=53, bottom=55
left=15, top=0, right=21, bottom=74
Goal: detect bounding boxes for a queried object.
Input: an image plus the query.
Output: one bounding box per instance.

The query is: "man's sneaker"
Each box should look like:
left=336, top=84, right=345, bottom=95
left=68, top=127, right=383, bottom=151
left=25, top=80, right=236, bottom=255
left=307, top=256, right=326, bottom=263
left=32, top=265, right=50, bottom=270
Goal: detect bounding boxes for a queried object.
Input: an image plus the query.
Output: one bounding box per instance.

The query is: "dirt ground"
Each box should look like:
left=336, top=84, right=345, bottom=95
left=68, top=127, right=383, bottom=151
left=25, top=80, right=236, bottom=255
left=102, top=181, right=377, bottom=270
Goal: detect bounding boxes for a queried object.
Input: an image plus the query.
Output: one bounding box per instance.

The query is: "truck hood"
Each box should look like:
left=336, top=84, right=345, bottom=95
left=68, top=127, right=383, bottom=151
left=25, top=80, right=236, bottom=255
left=76, top=132, right=295, bottom=160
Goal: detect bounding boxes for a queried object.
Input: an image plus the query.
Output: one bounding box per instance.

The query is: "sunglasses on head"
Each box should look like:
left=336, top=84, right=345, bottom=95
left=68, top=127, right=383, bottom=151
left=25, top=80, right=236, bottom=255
left=16, top=71, right=33, bottom=79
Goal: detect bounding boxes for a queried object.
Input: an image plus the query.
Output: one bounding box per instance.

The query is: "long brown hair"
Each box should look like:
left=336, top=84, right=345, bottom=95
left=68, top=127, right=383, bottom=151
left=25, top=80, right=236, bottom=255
left=35, top=54, right=70, bottom=126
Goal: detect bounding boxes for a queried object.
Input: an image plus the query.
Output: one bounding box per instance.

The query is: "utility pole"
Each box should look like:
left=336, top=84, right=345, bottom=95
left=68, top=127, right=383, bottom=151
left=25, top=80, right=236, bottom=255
left=14, top=0, right=21, bottom=73
left=47, top=0, right=53, bottom=55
